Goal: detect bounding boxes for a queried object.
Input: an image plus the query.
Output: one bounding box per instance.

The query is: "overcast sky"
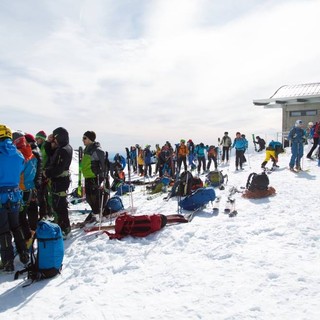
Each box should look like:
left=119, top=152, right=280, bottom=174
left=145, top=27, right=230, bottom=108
left=1, top=0, right=320, bottom=153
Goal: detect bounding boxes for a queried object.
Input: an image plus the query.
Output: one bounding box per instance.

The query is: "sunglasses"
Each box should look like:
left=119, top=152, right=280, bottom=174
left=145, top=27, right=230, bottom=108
left=82, top=137, right=87, bottom=140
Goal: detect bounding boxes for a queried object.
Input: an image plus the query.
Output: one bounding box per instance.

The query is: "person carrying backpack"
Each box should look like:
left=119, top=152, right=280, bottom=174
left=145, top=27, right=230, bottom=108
left=0, top=125, right=29, bottom=272
left=13, top=135, right=41, bottom=246
left=176, top=139, right=188, bottom=173
left=231, top=132, right=246, bottom=170
left=288, top=120, right=306, bottom=171
left=261, top=140, right=284, bottom=169
left=206, top=145, right=218, bottom=171
left=195, top=143, right=207, bottom=175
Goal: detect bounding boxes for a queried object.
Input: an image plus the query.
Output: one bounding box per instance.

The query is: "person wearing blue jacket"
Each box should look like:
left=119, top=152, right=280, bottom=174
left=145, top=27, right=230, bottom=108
left=231, top=132, right=247, bottom=170
left=195, top=142, right=207, bottom=175
left=0, top=125, right=29, bottom=272
left=288, top=120, right=306, bottom=171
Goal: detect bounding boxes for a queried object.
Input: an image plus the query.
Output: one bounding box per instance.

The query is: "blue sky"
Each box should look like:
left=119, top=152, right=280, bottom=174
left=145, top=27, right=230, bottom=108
left=1, top=0, right=320, bottom=153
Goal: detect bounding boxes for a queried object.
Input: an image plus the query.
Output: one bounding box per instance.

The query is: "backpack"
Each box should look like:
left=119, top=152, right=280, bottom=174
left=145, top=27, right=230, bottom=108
left=268, top=141, right=284, bottom=154
left=171, top=171, right=194, bottom=197
left=115, top=183, right=135, bottom=196
left=179, top=187, right=216, bottom=211
left=14, top=221, right=64, bottom=283
left=104, top=196, right=124, bottom=215
left=246, top=172, right=269, bottom=191
left=191, top=176, right=203, bottom=191
left=205, top=171, right=227, bottom=188
left=105, top=213, right=167, bottom=239
left=146, top=176, right=171, bottom=194
left=207, top=146, right=217, bottom=157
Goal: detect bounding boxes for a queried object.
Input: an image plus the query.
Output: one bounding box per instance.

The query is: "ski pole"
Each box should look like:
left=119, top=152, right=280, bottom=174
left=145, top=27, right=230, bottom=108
left=126, top=147, right=134, bottom=212
left=99, top=151, right=109, bottom=230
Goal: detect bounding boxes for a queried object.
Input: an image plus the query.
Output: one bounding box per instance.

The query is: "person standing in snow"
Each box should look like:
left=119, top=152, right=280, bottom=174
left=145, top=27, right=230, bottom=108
left=220, top=132, right=232, bottom=163
left=288, top=120, right=306, bottom=171
left=176, top=139, right=188, bottom=173
left=0, top=125, right=29, bottom=272
left=81, top=131, right=109, bottom=224
left=195, top=142, right=207, bottom=175
left=306, top=120, right=320, bottom=160
left=231, top=132, right=246, bottom=170
left=43, top=127, right=73, bottom=238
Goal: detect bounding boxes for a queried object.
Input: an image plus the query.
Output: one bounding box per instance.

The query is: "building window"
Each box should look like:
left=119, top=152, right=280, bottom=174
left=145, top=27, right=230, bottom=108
left=290, top=110, right=317, bottom=117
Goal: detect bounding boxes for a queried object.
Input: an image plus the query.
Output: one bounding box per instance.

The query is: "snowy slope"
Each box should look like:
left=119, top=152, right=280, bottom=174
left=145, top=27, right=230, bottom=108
left=0, top=147, right=319, bottom=320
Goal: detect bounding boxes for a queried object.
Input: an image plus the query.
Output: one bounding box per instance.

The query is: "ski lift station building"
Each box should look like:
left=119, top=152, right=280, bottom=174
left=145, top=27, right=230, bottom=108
left=253, top=82, right=320, bottom=132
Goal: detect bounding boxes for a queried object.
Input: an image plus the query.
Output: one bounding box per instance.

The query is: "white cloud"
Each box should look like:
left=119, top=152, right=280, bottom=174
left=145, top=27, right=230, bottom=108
left=1, top=0, right=319, bottom=152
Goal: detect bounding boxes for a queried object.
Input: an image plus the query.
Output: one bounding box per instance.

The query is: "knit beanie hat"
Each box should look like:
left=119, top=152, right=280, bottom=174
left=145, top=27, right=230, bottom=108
left=35, top=130, right=47, bottom=140
left=83, top=131, right=96, bottom=142
left=25, top=133, right=36, bottom=143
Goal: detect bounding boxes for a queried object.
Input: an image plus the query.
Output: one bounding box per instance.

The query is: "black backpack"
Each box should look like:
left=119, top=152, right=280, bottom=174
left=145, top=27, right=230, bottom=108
left=246, top=172, right=269, bottom=191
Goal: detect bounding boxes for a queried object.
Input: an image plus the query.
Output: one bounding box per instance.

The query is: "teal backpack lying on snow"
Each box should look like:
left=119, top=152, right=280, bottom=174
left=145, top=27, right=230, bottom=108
left=14, top=220, right=64, bottom=284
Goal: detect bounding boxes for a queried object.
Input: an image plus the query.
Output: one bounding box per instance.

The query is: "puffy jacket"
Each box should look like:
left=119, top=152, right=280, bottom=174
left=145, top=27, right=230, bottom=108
left=195, top=144, right=207, bottom=157
left=220, top=136, right=232, bottom=147
left=177, top=144, right=188, bottom=157
left=232, top=138, right=246, bottom=151
left=45, top=127, right=73, bottom=180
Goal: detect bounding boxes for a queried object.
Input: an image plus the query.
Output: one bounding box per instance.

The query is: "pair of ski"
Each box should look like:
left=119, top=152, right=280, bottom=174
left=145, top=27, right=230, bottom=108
left=212, top=195, right=238, bottom=218
left=71, top=207, right=138, bottom=230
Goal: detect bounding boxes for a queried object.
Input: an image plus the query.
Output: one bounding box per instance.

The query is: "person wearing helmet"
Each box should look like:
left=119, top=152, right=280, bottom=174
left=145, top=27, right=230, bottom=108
left=288, top=120, right=306, bottom=171
left=0, top=125, right=29, bottom=272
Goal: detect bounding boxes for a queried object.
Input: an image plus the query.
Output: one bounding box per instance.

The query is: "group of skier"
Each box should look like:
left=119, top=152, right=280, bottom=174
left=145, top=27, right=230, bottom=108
left=1, top=118, right=319, bottom=272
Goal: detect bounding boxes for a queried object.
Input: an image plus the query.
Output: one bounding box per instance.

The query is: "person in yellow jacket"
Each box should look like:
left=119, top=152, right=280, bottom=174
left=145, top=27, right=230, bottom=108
left=137, top=147, right=144, bottom=176
left=176, top=139, right=189, bottom=172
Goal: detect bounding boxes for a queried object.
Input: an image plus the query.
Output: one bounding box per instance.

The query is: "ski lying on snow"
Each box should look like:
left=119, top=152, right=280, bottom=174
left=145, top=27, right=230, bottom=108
left=71, top=207, right=138, bottom=229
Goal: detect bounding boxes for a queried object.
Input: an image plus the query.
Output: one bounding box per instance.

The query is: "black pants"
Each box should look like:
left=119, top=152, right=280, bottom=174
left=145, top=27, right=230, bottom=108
left=51, top=177, right=71, bottom=232
left=177, top=156, right=187, bottom=172
left=85, top=177, right=104, bottom=215
left=235, top=150, right=244, bottom=168
left=197, top=156, right=206, bottom=173
left=0, top=201, right=26, bottom=264
left=207, top=156, right=217, bottom=170
left=222, top=147, right=230, bottom=161
left=307, top=137, right=319, bottom=158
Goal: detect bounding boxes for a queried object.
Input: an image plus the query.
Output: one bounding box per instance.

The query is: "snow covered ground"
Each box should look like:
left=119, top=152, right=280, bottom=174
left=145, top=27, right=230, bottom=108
left=1, top=146, right=319, bottom=320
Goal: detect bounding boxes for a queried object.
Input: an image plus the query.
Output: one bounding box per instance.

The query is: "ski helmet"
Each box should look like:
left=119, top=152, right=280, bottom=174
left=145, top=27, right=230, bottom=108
left=308, top=122, right=314, bottom=126
left=295, top=120, right=303, bottom=127
left=0, top=125, right=12, bottom=140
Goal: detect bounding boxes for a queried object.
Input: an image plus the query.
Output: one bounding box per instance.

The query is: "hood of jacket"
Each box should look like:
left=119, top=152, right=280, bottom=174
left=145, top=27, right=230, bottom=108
left=52, top=127, right=69, bottom=147
left=0, top=138, right=20, bottom=156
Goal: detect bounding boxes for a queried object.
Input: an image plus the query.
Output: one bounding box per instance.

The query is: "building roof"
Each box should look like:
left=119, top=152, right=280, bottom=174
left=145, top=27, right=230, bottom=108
left=253, top=82, right=320, bottom=108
